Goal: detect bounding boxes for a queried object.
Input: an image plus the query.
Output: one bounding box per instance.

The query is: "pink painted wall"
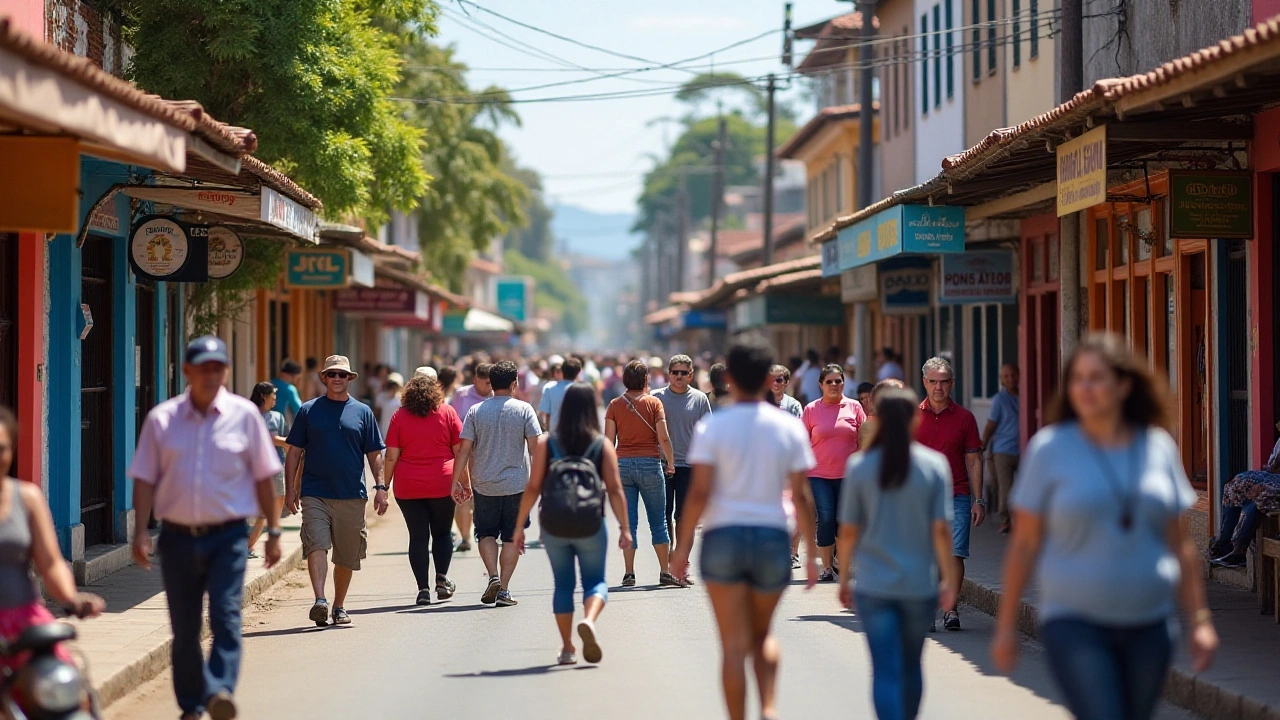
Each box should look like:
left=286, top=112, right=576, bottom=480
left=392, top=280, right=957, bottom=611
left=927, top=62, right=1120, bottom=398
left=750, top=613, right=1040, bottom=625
left=1256, top=0, right=1280, bottom=22
left=0, top=0, right=45, bottom=38
left=1250, top=109, right=1280, bottom=467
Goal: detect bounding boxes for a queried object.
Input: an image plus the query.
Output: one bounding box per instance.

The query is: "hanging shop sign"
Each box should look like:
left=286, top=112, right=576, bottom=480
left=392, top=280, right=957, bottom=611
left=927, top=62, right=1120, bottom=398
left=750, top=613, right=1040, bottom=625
left=128, top=215, right=209, bottom=282
left=122, top=185, right=320, bottom=243
left=333, top=287, right=429, bottom=319
left=261, top=187, right=319, bottom=242
left=350, top=248, right=375, bottom=288
left=1056, top=125, right=1107, bottom=216
left=1168, top=170, right=1253, bottom=239
left=495, top=276, right=534, bottom=322
left=206, top=226, right=245, bottom=279
left=678, top=308, right=728, bottom=330
left=940, top=251, right=1016, bottom=305
left=836, top=204, right=966, bottom=271
left=879, top=256, right=932, bottom=316
left=287, top=248, right=349, bottom=288
left=840, top=264, right=878, bottom=303
left=821, top=239, right=840, bottom=278
left=733, top=294, right=845, bottom=330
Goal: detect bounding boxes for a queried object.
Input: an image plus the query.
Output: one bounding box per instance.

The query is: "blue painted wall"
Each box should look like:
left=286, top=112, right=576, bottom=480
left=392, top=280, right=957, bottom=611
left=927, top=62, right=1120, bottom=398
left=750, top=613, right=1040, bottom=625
left=111, top=225, right=137, bottom=543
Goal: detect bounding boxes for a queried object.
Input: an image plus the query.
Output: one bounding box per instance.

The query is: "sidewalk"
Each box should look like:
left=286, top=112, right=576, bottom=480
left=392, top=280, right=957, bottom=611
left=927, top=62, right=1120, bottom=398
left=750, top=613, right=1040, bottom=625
left=961, top=521, right=1280, bottom=720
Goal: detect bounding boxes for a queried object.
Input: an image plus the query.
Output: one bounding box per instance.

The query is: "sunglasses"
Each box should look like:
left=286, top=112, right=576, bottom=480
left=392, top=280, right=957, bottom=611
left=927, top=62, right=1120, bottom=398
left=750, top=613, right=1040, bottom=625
left=823, top=378, right=845, bottom=386
left=324, top=371, right=351, bottom=380
left=772, top=377, right=788, bottom=384
left=670, top=370, right=692, bottom=377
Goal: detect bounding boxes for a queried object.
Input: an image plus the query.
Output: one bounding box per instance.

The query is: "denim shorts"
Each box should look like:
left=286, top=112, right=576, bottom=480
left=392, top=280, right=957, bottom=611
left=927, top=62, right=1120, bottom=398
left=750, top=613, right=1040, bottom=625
left=952, top=494, right=972, bottom=559
left=699, top=525, right=792, bottom=592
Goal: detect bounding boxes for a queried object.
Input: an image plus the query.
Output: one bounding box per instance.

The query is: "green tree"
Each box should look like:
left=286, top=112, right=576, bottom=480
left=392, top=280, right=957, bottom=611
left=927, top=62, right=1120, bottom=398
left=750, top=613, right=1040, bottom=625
left=503, top=249, right=588, bottom=340
left=396, top=40, right=528, bottom=289
left=122, top=0, right=432, bottom=222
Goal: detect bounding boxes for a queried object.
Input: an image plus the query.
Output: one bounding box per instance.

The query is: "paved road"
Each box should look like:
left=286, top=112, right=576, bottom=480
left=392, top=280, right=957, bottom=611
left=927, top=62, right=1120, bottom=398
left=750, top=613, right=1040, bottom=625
left=107, top=504, right=1197, bottom=720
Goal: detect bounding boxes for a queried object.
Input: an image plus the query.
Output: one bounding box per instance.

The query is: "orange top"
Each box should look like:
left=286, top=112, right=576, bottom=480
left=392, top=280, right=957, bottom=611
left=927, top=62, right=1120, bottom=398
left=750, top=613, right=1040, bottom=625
left=605, top=393, right=666, bottom=459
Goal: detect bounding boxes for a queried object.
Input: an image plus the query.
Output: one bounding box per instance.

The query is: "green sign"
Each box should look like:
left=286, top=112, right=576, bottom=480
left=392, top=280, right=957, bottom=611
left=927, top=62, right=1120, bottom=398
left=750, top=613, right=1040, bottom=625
left=735, top=294, right=845, bottom=329
left=442, top=310, right=467, bottom=334
left=1169, top=171, right=1253, bottom=239
left=495, top=277, right=530, bottom=322
left=287, top=249, right=348, bottom=288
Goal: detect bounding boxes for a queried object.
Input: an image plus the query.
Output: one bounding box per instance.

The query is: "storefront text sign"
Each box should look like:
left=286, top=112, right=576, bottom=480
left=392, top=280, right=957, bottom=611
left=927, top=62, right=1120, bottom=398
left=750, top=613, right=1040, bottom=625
left=130, top=217, right=189, bottom=277
left=1056, top=125, right=1107, bottom=216
left=206, top=226, right=244, bottom=279
left=940, top=251, right=1016, bottom=304
left=821, top=239, right=840, bottom=278
left=879, top=257, right=932, bottom=315
left=287, top=248, right=349, bottom=288
left=1168, top=171, right=1253, bottom=239
left=840, top=264, right=877, bottom=303
left=836, top=204, right=966, bottom=271
left=350, top=248, right=375, bottom=288
left=261, top=187, right=319, bottom=243
left=496, top=276, right=533, bottom=322
left=334, top=288, right=428, bottom=318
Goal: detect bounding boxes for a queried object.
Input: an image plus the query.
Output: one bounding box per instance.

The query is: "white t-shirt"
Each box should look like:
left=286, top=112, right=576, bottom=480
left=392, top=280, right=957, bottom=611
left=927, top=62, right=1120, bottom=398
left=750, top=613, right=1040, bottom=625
left=687, top=402, right=816, bottom=531
left=378, top=394, right=401, bottom=439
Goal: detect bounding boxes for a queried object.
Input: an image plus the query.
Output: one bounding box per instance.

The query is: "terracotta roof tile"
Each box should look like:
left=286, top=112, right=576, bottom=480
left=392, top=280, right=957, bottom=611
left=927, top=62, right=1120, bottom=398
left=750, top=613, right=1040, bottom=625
left=687, top=254, right=821, bottom=309
left=755, top=267, right=824, bottom=293
left=240, top=155, right=322, bottom=210
left=644, top=305, right=685, bottom=325
left=795, top=12, right=881, bottom=72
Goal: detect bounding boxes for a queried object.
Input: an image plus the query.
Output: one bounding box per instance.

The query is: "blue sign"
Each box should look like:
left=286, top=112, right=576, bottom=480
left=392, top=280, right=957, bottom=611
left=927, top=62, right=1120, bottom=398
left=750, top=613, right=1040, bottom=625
left=495, top=277, right=531, bottom=322
left=836, top=203, right=966, bottom=271
left=879, top=256, right=932, bottom=315
left=940, top=251, right=1016, bottom=305
left=287, top=249, right=348, bottom=288
left=821, top=239, right=840, bottom=278
left=681, top=309, right=728, bottom=330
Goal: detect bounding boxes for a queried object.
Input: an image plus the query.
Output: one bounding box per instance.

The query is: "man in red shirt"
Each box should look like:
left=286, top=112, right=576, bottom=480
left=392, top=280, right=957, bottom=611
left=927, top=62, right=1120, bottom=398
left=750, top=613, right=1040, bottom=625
left=914, top=356, right=985, bottom=631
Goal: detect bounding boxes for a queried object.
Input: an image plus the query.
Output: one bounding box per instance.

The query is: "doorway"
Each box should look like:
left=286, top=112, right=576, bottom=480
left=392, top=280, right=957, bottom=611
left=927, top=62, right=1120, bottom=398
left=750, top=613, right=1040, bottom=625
left=136, top=279, right=156, bottom=438
left=80, top=237, right=115, bottom=546
left=0, top=234, right=15, bottom=476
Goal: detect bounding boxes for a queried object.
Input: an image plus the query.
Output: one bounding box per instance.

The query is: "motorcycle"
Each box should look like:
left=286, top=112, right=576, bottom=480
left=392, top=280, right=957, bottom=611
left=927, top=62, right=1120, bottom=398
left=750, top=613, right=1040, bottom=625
left=0, top=620, right=99, bottom=720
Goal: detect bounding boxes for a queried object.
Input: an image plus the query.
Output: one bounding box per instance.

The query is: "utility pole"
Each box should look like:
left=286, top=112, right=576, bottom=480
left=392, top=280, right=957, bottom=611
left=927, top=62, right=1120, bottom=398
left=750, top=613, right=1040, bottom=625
left=856, top=1, right=877, bottom=209
left=676, top=171, right=689, bottom=293
left=707, top=114, right=727, bottom=288
left=1058, top=0, right=1084, bottom=366
left=762, top=73, right=778, bottom=267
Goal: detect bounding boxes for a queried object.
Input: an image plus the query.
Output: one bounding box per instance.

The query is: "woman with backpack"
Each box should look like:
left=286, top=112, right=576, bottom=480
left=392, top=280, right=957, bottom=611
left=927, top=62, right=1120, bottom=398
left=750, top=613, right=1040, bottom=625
left=837, top=387, right=958, bottom=720
left=514, top=383, right=632, bottom=666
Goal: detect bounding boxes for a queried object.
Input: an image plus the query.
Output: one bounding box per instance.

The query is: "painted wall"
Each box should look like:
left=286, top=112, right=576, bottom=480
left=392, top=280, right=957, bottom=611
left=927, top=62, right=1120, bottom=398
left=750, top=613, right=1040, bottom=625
left=1257, top=0, right=1280, bottom=20
left=914, top=0, right=965, bottom=184
left=795, top=120, right=864, bottom=236
left=1003, top=0, right=1058, bottom=126
left=963, top=0, right=1007, bottom=147
left=1083, top=0, right=1250, bottom=83
left=15, top=233, right=45, bottom=492
left=877, top=0, right=918, bottom=196
left=1, top=0, right=44, bottom=37
left=1249, top=108, right=1280, bottom=467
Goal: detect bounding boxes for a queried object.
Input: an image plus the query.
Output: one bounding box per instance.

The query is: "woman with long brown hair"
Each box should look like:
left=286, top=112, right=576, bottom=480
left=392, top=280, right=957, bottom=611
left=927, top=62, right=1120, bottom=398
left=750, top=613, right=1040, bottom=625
left=992, top=333, right=1217, bottom=720
left=384, top=375, right=466, bottom=605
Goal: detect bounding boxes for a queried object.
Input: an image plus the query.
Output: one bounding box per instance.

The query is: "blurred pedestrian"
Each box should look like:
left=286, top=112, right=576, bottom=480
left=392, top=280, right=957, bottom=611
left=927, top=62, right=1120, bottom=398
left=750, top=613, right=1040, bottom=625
left=672, top=337, right=818, bottom=720
left=856, top=382, right=876, bottom=415
left=438, top=366, right=458, bottom=404
left=796, top=349, right=821, bottom=405
left=992, top=334, right=1217, bottom=720
left=843, top=357, right=859, bottom=398
left=768, top=365, right=803, bottom=417
left=981, top=364, right=1021, bottom=534
left=540, top=357, right=583, bottom=434
left=247, top=382, right=288, bottom=557
left=452, top=361, right=542, bottom=607
left=837, top=387, right=958, bottom=720
left=514, top=383, right=632, bottom=665
left=303, top=357, right=325, bottom=400
left=802, top=364, right=867, bottom=581
left=915, top=357, right=984, bottom=631
left=377, top=371, right=404, bottom=440
left=271, top=358, right=303, bottom=423
left=386, top=374, right=464, bottom=605
left=708, top=362, right=732, bottom=408
left=653, top=354, right=713, bottom=553
left=605, top=360, right=681, bottom=587
left=860, top=379, right=905, bottom=447
left=130, top=337, right=282, bottom=720
left=876, top=348, right=905, bottom=382
left=286, top=355, right=386, bottom=627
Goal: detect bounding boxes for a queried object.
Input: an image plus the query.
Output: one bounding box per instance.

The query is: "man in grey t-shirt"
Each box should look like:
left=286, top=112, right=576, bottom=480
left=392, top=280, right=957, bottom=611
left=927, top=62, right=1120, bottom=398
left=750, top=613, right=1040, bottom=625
left=453, top=361, right=542, bottom=607
left=652, top=354, right=713, bottom=551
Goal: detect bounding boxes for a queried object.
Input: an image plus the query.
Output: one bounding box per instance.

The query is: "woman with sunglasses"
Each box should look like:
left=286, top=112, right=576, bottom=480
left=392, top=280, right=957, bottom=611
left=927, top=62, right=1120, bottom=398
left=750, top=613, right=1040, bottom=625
left=992, top=334, right=1216, bottom=719
left=801, top=363, right=867, bottom=581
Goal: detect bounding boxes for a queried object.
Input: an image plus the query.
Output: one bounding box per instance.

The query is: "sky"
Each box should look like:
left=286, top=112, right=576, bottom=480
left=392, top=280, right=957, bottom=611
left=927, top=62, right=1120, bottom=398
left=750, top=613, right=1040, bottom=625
left=432, top=0, right=836, bottom=215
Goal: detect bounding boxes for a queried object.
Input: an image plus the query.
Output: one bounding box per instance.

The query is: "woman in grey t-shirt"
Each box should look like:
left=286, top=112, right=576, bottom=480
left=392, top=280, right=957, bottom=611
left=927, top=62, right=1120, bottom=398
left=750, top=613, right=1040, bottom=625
left=992, top=334, right=1217, bottom=720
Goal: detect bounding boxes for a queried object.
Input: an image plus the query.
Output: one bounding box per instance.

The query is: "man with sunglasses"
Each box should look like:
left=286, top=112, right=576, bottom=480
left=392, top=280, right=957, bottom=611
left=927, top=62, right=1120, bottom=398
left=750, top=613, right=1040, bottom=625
left=286, top=355, right=387, bottom=627
left=768, top=365, right=803, bottom=417
left=652, top=355, right=713, bottom=553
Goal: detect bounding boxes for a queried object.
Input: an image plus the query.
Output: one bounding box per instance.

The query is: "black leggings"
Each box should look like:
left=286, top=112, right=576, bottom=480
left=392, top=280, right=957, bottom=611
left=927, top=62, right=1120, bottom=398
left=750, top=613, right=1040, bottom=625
left=397, top=497, right=455, bottom=589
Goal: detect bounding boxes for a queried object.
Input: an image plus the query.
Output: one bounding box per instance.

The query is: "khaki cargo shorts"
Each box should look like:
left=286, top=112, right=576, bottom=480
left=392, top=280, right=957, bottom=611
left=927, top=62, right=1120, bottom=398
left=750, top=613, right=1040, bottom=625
left=301, top=496, right=368, bottom=570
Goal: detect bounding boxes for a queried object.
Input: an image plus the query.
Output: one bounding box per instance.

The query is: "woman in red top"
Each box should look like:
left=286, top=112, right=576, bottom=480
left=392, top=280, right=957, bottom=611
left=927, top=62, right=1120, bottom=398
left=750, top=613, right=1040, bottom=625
left=385, top=374, right=466, bottom=605
left=801, top=364, right=867, bottom=582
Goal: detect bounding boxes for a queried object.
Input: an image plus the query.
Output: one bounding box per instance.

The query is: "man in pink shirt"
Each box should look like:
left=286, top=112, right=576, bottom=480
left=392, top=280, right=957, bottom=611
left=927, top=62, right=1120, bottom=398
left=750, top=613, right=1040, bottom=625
left=129, top=337, right=284, bottom=720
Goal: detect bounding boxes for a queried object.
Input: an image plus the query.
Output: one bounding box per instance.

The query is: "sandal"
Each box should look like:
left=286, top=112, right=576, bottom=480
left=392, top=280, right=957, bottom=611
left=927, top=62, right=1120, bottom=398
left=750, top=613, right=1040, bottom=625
left=659, top=572, right=687, bottom=588
left=557, top=650, right=577, bottom=666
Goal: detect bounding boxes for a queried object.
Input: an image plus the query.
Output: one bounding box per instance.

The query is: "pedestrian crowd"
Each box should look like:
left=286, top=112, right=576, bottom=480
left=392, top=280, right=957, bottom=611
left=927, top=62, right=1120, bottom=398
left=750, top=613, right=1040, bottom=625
left=0, top=333, right=1222, bottom=720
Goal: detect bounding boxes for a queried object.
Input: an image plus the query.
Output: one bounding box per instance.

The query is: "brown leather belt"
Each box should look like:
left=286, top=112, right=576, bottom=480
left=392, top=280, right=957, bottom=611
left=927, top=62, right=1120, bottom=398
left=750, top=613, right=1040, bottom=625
left=161, top=519, right=246, bottom=537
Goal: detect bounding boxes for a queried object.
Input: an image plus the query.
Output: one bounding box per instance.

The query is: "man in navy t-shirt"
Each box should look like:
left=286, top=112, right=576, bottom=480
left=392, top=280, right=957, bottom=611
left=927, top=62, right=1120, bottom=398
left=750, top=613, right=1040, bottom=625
left=286, top=355, right=386, bottom=627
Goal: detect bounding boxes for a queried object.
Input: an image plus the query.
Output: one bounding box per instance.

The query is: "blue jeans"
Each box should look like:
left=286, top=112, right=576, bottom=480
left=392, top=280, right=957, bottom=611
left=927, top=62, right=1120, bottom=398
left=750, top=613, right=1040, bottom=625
left=809, top=477, right=843, bottom=548
left=158, top=522, right=249, bottom=715
left=542, top=526, right=610, bottom=614
left=1212, top=500, right=1259, bottom=556
left=856, top=594, right=937, bottom=720
left=1040, top=617, right=1174, bottom=720
left=951, top=494, right=972, bottom=558
left=699, top=526, right=792, bottom=592
left=619, top=457, right=669, bottom=547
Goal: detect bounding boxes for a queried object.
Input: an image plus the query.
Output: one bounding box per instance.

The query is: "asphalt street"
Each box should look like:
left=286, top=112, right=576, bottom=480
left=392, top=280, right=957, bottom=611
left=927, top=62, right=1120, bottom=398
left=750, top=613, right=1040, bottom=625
left=106, top=502, right=1198, bottom=720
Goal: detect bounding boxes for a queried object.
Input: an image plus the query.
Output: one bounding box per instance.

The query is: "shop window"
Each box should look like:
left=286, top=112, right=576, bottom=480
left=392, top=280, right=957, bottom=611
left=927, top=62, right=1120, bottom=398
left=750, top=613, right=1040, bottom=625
left=971, top=0, right=981, bottom=81
left=1048, top=234, right=1060, bottom=281
left=1117, top=214, right=1130, bottom=264
left=933, top=4, right=942, bottom=108
left=1095, top=218, right=1109, bottom=270
left=1136, top=207, right=1153, bottom=261
left=987, top=0, right=997, bottom=73
left=1012, top=0, right=1021, bottom=68
left=945, top=0, right=954, bottom=99
left=921, top=13, right=930, bottom=114
left=1032, top=238, right=1044, bottom=282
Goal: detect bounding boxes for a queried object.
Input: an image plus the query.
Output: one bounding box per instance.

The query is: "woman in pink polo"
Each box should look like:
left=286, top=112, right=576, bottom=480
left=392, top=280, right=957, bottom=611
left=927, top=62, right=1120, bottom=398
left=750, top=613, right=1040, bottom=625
left=802, top=363, right=867, bottom=582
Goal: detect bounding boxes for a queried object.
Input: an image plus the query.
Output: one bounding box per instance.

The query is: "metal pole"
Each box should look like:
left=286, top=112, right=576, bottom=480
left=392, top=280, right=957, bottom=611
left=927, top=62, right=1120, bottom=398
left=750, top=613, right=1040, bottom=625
left=857, top=1, right=877, bottom=209
left=708, top=115, right=727, bottom=288
left=676, top=172, right=689, bottom=292
left=1058, top=0, right=1084, bottom=366
left=762, top=74, right=777, bottom=267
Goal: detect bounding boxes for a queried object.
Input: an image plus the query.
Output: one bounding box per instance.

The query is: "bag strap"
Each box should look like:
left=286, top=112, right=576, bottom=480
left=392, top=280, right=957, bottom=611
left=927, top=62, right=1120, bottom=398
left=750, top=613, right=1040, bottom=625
left=621, top=394, right=657, bottom=434
left=586, top=436, right=605, bottom=468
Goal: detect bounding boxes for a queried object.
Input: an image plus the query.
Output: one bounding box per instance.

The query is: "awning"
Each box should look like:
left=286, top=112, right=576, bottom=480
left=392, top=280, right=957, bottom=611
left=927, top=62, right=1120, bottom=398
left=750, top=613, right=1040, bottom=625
left=443, top=308, right=515, bottom=335
left=682, top=254, right=821, bottom=310
left=833, top=203, right=966, bottom=272
left=123, top=184, right=319, bottom=243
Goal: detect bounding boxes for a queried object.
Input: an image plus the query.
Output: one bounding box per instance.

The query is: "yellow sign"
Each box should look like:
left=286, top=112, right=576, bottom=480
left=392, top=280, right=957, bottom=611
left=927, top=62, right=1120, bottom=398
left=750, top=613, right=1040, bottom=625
left=857, top=230, right=871, bottom=258
left=877, top=218, right=899, bottom=251
left=1056, top=125, right=1107, bottom=216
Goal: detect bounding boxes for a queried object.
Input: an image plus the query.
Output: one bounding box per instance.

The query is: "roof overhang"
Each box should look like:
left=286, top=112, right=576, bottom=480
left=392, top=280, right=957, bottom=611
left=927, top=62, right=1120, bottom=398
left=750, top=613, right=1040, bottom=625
left=122, top=184, right=320, bottom=243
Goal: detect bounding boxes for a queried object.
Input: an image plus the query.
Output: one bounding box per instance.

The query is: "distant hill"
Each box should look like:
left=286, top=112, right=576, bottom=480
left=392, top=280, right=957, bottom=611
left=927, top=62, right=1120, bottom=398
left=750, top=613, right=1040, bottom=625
left=550, top=203, right=642, bottom=261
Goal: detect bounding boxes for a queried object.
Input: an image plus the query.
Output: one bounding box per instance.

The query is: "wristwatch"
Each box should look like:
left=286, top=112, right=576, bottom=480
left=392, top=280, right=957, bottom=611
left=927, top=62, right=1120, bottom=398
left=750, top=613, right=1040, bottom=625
left=266, top=527, right=283, bottom=538
left=373, top=484, right=389, bottom=492
left=974, top=499, right=987, bottom=507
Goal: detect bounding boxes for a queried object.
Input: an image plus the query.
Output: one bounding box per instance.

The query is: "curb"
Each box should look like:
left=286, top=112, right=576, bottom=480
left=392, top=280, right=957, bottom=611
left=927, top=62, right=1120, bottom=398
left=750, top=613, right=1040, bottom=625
left=959, top=579, right=1280, bottom=720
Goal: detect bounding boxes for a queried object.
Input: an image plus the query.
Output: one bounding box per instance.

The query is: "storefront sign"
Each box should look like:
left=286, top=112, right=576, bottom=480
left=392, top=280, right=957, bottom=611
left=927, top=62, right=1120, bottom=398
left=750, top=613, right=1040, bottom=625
left=733, top=295, right=845, bottom=329
left=129, top=215, right=209, bottom=282
left=677, top=309, right=728, bottom=330
left=333, top=288, right=429, bottom=318
left=821, top=239, right=840, bottom=278
left=350, top=248, right=375, bottom=288
left=879, top=257, right=932, bottom=315
left=840, top=264, right=878, bottom=303
left=87, top=188, right=122, bottom=235
left=206, top=226, right=244, bottom=279
left=1056, top=125, right=1107, bottom=216
left=1168, top=170, right=1253, bottom=239
left=496, top=276, right=533, bottom=322
left=940, top=251, right=1016, bottom=304
left=287, top=248, right=349, bottom=288
left=123, top=185, right=320, bottom=243
left=261, top=187, right=318, bottom=243
left=836, top=204, right=966, bottom=271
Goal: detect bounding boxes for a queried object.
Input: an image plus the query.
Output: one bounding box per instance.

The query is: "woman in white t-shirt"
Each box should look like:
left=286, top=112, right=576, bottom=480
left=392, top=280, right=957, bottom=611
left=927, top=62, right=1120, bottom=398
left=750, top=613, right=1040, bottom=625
left=672, top=337, right=818, bottom=720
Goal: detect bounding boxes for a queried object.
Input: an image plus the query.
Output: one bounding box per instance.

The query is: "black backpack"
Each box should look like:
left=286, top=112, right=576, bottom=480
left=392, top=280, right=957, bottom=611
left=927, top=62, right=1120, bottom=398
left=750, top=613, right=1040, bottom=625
left=540, top=436, right=606, bottom=538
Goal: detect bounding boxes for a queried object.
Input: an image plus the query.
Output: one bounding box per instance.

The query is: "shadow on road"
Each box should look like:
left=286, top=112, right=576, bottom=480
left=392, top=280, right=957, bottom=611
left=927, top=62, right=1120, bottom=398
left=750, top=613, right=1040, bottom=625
left=396, top=603, right=492, bottom=615
left=242, top=624, right=353, bottom=638
left=444, top=665, right=598, bottom=678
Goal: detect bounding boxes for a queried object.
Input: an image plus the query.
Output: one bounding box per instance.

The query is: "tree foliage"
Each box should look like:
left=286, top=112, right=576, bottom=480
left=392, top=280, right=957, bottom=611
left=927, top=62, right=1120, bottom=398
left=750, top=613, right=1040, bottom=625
left=502, top=249, right=588, bottom=341
left=122, top=0, right=433, bottom=223
left=396, top=40, right=528, bottom=289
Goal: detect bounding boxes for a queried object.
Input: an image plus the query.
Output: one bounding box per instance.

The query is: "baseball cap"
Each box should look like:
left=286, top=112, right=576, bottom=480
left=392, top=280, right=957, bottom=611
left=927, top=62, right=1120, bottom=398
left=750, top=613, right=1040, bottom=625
left=413, top=366, right=438, bottom=381
left=548, top=354, right=565, bottom=366
left=385, top=372, right=405, bottom=387
left=322, top=355, right=356, bottom=376
left=184, top=336, right=229, bottom=365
